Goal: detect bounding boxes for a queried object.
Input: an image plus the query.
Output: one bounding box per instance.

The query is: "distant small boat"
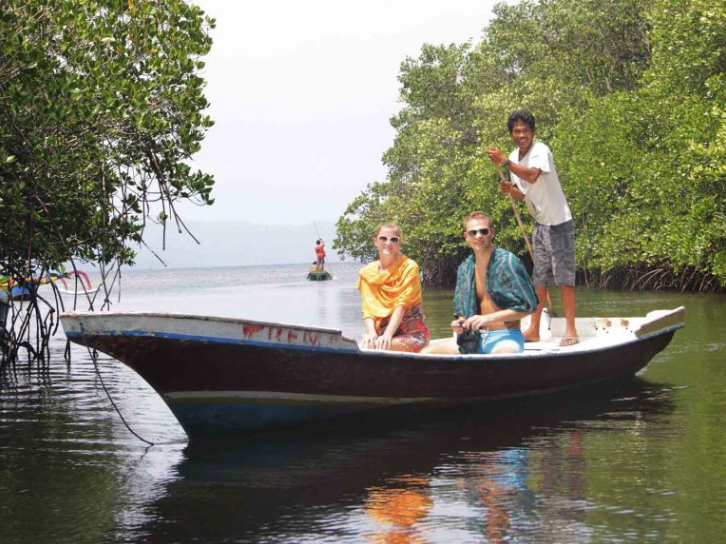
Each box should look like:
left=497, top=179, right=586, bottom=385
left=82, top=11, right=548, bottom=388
left=307, top=270, right=333, bottom=281
left=61, top=307, right=685, bottom=440
left=1, top=270, right=97, bottom=300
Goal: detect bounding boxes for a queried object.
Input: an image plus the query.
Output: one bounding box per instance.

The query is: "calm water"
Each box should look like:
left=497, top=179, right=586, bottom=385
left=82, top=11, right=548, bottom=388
left=1, top=262, right=725, bottom=544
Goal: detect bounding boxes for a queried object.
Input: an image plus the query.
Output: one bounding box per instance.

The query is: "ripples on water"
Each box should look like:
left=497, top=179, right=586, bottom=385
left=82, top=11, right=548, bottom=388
left=1, top=262, right=726, bottom=543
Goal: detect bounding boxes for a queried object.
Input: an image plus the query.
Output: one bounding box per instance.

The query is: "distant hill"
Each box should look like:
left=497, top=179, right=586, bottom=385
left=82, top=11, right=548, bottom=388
left=129, top=220, right=340, bottom=269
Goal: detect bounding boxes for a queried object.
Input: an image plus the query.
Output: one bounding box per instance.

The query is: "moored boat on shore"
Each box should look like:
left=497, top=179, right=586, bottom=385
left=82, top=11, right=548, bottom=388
left=2, top=270, right=98, bottom=301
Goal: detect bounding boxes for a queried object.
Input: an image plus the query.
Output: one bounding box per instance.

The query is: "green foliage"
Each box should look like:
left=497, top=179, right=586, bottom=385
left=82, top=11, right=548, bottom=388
left=555, top=0, right=726, bottom=289
left=336, top=0, right=658, bottom=286
left=0, top=0, right=216, bottom=366
left=337, top=0, right=725, bottom=290
left=0, top=0, right=215, bottom=277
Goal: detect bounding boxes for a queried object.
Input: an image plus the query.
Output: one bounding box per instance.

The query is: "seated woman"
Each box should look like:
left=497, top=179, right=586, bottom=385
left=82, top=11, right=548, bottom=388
left=357, top=223, right=430, bottom=352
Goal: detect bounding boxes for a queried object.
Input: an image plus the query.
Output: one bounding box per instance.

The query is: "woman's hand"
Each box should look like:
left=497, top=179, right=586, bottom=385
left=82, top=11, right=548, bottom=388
left=374, top=333, right=393, bottom=351
left=360, top=332, right=393, bottom=350
left=361, top=332, right=378, bottom=349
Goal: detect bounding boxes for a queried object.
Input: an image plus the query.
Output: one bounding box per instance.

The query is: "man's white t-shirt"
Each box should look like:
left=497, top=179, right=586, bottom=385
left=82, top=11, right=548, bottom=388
left=509, top=141, right=572, bottom=226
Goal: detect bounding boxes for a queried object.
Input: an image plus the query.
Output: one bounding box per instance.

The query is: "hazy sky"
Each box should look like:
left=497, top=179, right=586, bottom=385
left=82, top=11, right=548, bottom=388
left=182, top=0, right=500, bottom=225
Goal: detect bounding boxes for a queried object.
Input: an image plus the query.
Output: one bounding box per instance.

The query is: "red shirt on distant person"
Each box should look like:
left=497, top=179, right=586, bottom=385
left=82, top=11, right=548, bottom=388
left=315, top=240, right=326, bottom=268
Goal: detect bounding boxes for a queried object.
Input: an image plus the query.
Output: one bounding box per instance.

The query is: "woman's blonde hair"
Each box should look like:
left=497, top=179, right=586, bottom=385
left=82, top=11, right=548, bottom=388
left=374, top=222, right=403, bottom=239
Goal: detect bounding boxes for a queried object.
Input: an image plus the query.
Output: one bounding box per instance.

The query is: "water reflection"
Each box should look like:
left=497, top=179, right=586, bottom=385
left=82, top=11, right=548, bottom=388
left=128, top=378, right=674, bottom=543
left=0, top=346, right=186, bottom=544
left=365, top=475, right=433, bottom=544
left=5, top=265, right=724, bottom=543
left=462, top=449, right=534, bottom=543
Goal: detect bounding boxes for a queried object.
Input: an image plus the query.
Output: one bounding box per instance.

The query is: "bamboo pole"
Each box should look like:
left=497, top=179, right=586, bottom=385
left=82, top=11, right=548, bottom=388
left=496, top=165, right=557, bottom=317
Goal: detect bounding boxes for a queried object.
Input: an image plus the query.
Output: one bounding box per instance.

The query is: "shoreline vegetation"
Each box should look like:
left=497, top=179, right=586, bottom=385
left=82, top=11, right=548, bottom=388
left=334, top=0, right=726, bottom=294
left=578, top=266, right=722, bottom=294
left=1, top=1, right=215, bottom=367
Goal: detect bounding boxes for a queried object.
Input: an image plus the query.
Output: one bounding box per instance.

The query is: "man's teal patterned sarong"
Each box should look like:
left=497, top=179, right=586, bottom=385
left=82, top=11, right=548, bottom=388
left=454, top=248, right=538, bottom=318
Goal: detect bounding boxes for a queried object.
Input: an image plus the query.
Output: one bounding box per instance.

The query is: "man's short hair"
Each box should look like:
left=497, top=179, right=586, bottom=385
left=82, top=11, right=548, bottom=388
left=462, top=211, right=493, bottom=231
left=316, top=239, right=321, bottom=244
left=374, top=222, right=403, bottom=238
left=507, top=110, right=536, bottom=133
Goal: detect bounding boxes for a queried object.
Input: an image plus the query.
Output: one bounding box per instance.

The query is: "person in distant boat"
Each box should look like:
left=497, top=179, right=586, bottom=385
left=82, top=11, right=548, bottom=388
left=314, top=239, right=326, bottom=271
left=357, top=223, right=431, bottom=352
left=422, top=211, right=538, bottom=355
left=487, top=109, right=578, bottom=346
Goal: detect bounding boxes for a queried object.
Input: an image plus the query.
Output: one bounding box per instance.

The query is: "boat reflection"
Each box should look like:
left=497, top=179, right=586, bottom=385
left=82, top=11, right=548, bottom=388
left=132, top=378, right=676, bottom=543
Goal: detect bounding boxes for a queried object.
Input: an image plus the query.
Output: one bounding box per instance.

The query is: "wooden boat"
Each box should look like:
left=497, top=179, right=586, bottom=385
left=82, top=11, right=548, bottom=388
left=307, top=270, right=333, bottom=281
left=2, top=270, right=97, bottom=301
left=60, top=306, right=685, bottom=439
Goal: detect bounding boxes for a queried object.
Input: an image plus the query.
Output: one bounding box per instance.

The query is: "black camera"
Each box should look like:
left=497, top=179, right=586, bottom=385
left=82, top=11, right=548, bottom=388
left=457, top=327, right=479, bottom=354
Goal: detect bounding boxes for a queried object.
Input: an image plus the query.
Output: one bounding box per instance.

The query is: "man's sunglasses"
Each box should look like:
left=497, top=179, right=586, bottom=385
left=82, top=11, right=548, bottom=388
left=466, top=228, right=490, bottom=237
left=378, top=236, right=400, bottom=243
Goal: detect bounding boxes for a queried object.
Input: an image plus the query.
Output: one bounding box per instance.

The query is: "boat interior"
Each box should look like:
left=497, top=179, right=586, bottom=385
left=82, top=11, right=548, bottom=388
left=422, top=307, right=685, bottom=355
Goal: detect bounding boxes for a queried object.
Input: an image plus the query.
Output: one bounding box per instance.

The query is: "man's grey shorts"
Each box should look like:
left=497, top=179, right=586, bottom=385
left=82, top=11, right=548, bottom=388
left=532, top=220, right=576, bottom=287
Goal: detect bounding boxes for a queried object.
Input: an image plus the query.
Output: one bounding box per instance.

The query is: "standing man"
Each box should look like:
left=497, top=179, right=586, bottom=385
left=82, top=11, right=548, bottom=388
left=487, top=110, right=578, bottom=346
left=314, top=239, right=326, bottom=271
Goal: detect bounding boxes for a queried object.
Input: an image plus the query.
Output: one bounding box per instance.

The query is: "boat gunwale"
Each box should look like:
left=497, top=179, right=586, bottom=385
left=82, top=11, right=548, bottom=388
left=61, top=309, right=344, bottom=335
left=62, top=309, right=685, bottom=363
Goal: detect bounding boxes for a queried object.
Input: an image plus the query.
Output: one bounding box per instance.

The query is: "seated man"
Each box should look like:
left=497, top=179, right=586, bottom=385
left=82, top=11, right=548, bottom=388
left=422, top=211, right=538, bottom=355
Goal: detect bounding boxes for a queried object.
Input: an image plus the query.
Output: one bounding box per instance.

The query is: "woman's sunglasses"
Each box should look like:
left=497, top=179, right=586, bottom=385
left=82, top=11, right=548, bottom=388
left=466, top=228, right=490, bottom=237
left=378, top=236, right=400, bottom=243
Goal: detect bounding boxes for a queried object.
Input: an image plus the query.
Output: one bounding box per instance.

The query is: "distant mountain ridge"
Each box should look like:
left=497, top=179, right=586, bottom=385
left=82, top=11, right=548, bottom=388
left=131, top=220, right=339, bottom=269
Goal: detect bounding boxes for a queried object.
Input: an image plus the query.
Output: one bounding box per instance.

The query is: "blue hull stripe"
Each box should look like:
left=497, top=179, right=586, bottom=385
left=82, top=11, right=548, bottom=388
left=170, top=400, right=379, bottom=435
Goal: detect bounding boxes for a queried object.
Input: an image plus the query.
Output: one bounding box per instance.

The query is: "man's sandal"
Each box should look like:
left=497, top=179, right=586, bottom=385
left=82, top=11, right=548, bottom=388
left=559, top=336, right=579, bottom=347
